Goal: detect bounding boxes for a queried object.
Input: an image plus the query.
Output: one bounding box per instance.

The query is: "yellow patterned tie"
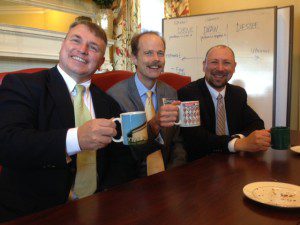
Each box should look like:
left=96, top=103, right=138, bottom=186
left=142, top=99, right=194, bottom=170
left=73, top=84, right=97, bottom=199
left=145, top=91, right=165, bottom=175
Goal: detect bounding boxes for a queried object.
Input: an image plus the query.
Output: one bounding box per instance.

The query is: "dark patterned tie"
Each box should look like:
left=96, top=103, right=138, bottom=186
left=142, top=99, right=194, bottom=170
left=216, top=94, right=226, bottom=135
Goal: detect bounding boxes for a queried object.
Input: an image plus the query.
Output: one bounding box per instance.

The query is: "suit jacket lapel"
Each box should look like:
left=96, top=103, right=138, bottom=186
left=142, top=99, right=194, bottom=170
left=156, top=81, right=165, bottom=109
left=128, top=76, right=145, bottom=111
left=46, top=67, right=74, bottom=128
left=199, top=78, right=216, bottom=132
left=90, top=84, right=114, bottom=118
left=224, top=84, right=234, bottom=135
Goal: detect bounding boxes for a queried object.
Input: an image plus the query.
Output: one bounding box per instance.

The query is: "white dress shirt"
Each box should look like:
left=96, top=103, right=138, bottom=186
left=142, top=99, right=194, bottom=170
left=57, top=65, right=95, bottom=156
left=135, top=74, right=158, bottom=110
left=205, top=80, right=244, bottom=152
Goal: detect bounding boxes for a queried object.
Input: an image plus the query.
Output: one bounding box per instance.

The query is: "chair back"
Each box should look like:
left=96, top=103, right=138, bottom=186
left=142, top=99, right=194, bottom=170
left=92, top=70, right=191, bottom=92
left=158, top=72, right=191, bottom=90
left=1, top=69, right=191, bottom=91
left=92, top=70, right=134, bottom=92
left=0, top=68, right=47, bottom=85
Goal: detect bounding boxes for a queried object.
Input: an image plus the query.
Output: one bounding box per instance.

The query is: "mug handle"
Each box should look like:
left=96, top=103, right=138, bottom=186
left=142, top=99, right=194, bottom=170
left=112, top=118, right=123, bottom=143
left=174, top=105, right=181, bottom=125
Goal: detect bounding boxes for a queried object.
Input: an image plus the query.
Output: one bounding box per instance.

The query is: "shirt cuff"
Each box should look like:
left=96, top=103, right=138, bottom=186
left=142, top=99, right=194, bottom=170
left=228, top=134, right=245, bottom=152
left=66, top=128, right=81, bottom=156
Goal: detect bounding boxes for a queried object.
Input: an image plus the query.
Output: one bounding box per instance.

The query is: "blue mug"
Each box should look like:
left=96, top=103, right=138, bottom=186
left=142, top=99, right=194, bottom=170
left=112, top=111, right=148, bottom=145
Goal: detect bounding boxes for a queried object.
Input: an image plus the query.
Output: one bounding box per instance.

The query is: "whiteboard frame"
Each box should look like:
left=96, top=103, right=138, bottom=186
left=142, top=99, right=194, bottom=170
left=275, top=6, right=294, bottom=127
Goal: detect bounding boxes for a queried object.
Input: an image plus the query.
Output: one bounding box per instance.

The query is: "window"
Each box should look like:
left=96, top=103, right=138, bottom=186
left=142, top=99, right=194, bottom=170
left=140, top=0, right=164, bottom=35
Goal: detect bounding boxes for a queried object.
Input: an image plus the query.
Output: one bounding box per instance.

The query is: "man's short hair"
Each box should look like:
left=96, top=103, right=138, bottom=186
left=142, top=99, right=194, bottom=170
left=68, top=20, right=107, bottom=45
left=131, top=31, right=166, bottom=57
left=204, top=45, right=236, bottom=62
left=75, top=16, right=93, bottom=23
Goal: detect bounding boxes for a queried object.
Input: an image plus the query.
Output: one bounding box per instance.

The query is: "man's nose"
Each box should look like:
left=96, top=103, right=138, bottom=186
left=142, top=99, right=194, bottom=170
left=152, top=53, right=159, bottom=61
left=79, top=44, right=88, bottom=55
left=217, top=62, right=225, bottom=71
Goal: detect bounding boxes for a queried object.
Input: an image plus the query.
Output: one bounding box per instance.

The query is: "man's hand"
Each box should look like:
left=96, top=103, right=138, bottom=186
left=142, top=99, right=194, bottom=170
left=155, top=101, right=180, bottom=127
left=77, top=118, right=117, bottom=150
left=234, top=130, right=271, bottom=152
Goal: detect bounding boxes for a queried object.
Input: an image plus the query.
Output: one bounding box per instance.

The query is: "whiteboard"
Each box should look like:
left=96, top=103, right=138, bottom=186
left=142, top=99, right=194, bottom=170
left=163, top=7, right=276, bottom=129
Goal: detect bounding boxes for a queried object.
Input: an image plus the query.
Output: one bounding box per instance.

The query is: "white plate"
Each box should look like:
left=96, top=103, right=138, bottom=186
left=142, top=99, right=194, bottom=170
left=290, top=145, right=300, bottom=153
left=243, top=182, right=300, bottom=208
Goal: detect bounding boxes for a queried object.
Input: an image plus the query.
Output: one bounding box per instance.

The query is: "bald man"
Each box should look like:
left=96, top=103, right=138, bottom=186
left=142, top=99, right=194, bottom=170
left=178, top=45, right=271, bottom=161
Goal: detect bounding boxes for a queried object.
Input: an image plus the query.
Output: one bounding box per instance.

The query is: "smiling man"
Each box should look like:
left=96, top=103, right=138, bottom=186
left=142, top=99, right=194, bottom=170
left=0, top=21, right=141, bottom=222
left=178, top=45, right=271, bottom=161
left=108, top=31, right=186, bottom=176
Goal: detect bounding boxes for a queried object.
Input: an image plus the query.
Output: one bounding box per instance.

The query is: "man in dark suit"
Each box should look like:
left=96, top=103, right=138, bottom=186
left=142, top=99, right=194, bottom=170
left=0, top=21, right=142, bottom=222
left=178, top=45, right=271, bottom=161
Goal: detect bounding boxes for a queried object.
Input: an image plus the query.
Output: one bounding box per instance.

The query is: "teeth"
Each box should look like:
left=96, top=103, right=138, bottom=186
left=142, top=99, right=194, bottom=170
left=72, top=56, right=86, bottom=63
left=149, top=66, right=159, bottom=69
left=213, top=73, right=226, bottom=77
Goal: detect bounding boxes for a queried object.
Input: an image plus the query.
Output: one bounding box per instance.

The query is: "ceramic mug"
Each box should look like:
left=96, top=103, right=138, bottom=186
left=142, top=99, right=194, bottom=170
left=112, top=111, right=148, bottom=145
left=271, top=126, right=290, bottom=150
left=162, top=98, right=200, bottom=127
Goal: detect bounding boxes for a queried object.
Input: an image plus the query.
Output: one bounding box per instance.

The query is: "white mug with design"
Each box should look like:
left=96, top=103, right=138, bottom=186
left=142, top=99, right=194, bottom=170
left=162, top=98, right=200, bottom=127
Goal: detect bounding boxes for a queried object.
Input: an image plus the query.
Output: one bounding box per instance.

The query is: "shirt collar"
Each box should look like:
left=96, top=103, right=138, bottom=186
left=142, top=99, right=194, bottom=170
left=205, top=79, right=226, bottom=100
left=57, top=65, right=91, bottom=95
left=134, top=73, right=157, bottom=97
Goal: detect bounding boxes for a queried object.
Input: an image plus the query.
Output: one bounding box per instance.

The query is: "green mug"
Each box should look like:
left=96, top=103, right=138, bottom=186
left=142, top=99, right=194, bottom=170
left=271, top=126, right=290, bottom=150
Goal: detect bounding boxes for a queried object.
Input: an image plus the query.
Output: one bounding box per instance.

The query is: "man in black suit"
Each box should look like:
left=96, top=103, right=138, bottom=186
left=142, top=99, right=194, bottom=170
left=0, top=21, right=142, bottom=222
left=178, top=45, right=271, bottom=161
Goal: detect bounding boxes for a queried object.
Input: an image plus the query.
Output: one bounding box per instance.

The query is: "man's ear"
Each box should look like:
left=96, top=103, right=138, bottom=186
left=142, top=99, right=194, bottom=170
left=202, top=60, right=206, bottom=73
left=233, top=61, right=237, bottom=74
left=131, top=54, right=138, bottom=66
left=97, top=57, right=105, bottom=71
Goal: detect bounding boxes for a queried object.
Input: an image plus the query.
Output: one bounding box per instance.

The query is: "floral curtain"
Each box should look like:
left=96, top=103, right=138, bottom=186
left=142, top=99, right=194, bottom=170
left=164, top=0, right=190, bottom=19
left=113, top=0, right=141, bottom=71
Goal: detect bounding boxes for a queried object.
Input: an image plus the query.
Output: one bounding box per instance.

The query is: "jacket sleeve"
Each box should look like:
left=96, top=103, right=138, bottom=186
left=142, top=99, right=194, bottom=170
left=239, top=89, right=265, bottom=136
left=0, top=75, right=68, bottom=169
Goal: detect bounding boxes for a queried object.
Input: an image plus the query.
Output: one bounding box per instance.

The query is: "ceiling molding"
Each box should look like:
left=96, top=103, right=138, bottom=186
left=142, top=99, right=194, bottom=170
left=3, top=0, right=98, bottom=18
left=0, top=23, right=114, bottom=71
left=0, top=6, right=45, bottom=14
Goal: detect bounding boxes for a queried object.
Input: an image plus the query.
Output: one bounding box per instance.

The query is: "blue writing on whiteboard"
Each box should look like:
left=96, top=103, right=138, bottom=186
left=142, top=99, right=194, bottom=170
left=236, top=22, right=258, bottom=32
left=200, top=33, right=226, bottom=42
left=178, top=27, right=194, bottom=35
left=166, top=53, right=181, bottom=59
left=203, top=25, right=218, bottom=35
left=170, top=67, right=186, bottom=75
left=251, top=48, right=270, bottom=54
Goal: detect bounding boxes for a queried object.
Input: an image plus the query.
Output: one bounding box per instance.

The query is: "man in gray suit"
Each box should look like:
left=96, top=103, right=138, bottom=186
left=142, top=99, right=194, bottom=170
left=108, top=31, right=186, bottom=175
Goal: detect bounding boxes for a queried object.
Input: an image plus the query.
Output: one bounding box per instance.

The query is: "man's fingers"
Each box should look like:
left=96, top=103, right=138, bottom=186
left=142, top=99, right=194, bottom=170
left=171, top=100, right=181, bottom=106
left=160, top=104, right=179, bottom=112
left=94, top=125, right=117, bottom=137
left=96, top=118, right=116, bottom=128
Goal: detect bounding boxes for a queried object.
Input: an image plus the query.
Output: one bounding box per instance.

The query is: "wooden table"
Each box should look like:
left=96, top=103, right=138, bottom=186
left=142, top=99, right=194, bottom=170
left=4, top=132, right=300, bottom=225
